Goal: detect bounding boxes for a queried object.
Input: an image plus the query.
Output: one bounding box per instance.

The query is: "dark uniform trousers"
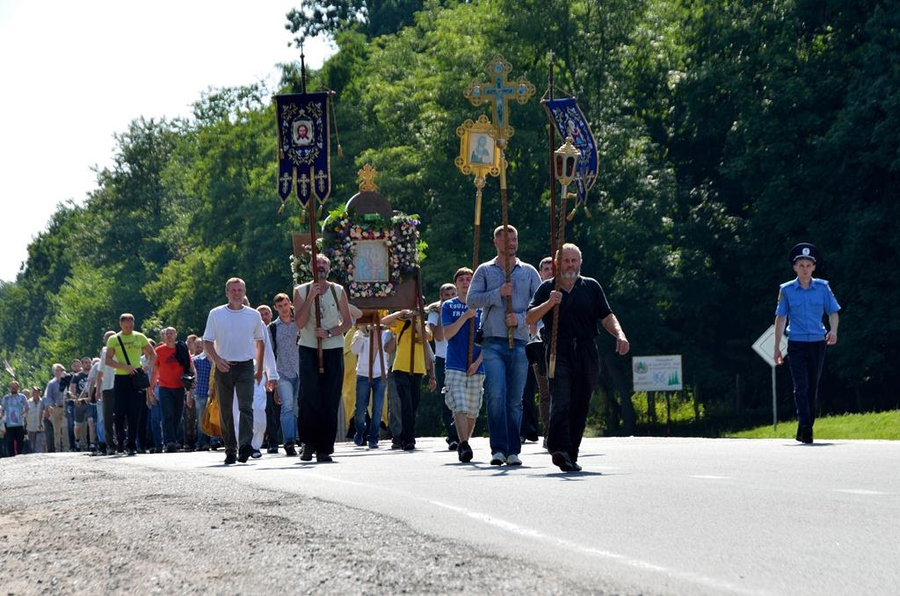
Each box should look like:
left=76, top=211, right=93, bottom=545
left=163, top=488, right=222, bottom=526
left=546, top=337, right=600, bottom=462
left=787, top=340, right=826, bottom=428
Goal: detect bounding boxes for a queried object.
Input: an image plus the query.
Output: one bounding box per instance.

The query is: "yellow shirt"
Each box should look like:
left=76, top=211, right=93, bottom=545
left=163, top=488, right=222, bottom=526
left=106, top=332, right=149, bottom=375
left=390, top=320, right=428, bottom=375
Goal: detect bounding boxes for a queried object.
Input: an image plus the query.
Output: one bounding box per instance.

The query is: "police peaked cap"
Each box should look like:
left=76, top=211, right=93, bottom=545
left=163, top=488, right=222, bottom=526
left=789, top=242, right=818, bottom=263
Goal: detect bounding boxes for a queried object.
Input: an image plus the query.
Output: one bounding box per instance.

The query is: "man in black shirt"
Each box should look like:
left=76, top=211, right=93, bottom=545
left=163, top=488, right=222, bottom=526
left=527, top=243, right=630, bottom=472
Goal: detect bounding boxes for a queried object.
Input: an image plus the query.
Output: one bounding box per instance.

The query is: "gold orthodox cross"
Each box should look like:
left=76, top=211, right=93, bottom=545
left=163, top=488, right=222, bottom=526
left=357, top=164, right=379, bottom=192
left=464, top=56, right=535, bottom=146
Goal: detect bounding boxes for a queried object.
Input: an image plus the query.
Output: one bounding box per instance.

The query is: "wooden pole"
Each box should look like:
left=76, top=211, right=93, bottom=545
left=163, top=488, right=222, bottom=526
left=548, top=187, right=568, bottom=378
left=548, top=53, right=558, bottom=277
left=298, top=40, right=324, bottom=373
left=415, top=270, right=431, bottom=377
left=307, top=198, right=324, bottom=373
left=468, top=183, right=483, bottom=367
left=499, top=145, right=514, bottom=349
left=368, top=323, right=375, bottom=385
left=376, top=320, right=386, bottom=383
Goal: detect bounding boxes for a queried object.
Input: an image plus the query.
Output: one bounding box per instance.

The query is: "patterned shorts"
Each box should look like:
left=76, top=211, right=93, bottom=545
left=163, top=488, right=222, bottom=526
left=443, top=369, right=484, bottom=416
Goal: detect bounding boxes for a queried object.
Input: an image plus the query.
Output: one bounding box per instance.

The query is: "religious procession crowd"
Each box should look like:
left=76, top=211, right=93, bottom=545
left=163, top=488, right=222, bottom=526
left=1, top=226, right=631, bottom=473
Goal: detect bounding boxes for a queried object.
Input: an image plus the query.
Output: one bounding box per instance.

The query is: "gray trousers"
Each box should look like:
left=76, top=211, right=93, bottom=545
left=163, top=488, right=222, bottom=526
left=214, top=360, right=255, bottom=454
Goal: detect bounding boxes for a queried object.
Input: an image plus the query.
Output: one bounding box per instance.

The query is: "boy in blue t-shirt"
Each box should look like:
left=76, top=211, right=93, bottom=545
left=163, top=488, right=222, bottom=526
left=441, top=267, right=484, bottom=463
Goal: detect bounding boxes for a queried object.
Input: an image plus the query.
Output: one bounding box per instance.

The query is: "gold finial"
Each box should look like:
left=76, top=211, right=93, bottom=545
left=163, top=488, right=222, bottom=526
left=358, top=164, right=378, bottom=192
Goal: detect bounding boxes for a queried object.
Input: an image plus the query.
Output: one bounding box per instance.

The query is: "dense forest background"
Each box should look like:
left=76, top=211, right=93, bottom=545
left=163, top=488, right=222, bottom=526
left=1, top=0, right=897, bottom=435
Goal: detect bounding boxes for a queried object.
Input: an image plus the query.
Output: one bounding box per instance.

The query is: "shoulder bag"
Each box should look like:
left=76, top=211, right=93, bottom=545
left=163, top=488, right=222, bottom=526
left=117, top=335, right=151, bottom=391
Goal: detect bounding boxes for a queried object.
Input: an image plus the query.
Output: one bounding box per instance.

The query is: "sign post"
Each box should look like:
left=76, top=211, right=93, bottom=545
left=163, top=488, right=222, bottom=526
left=752, top=324, right=789, bottom=431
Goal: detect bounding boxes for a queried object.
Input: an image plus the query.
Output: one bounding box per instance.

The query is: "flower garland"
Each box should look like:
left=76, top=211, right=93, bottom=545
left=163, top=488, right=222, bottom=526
left=290, top=209, right=424, bottom=299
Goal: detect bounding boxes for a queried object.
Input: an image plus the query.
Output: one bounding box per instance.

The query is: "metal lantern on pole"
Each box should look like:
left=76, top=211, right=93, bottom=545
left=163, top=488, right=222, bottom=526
left=554, top=136, right=580, bottom=187
left=548, top=136, right=580, bottom=379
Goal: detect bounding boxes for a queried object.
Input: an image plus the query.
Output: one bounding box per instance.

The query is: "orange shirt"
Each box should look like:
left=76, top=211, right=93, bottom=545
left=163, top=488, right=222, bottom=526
left=155, top=344, right=184, bottom=389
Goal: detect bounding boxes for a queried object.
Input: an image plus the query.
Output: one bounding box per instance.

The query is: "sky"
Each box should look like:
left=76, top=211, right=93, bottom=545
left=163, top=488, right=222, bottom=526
left=0, top=0, right=334, bottom=282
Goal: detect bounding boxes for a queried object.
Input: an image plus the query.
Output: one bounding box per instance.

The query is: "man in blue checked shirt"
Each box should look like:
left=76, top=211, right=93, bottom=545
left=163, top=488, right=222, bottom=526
left=192, top=340, right=214, bottom=450
left=773, top=243, right=841, bottom=444
left=468, top=225, right=542, bottom=467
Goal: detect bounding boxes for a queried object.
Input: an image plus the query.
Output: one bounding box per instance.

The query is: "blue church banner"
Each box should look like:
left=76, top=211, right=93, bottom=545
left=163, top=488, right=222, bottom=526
left=275, top=92, right=331, bottom=206
left=542, top=97, right=599, bottom=204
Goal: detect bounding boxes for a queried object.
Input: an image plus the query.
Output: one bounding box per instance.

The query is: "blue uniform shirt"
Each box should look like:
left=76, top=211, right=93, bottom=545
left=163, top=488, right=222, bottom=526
left=775, top=278, right=841, bottom=342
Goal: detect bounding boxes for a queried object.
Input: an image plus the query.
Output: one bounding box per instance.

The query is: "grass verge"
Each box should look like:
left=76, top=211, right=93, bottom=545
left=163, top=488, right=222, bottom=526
left=726, top=410, right=900, bottom=440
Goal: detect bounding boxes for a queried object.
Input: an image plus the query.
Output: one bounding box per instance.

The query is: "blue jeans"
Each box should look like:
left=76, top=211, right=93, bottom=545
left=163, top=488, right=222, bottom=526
left=355, top=375, right=385, bottom=441
left=482, top=338, right=528, bottom=456
left=194, top=396, right=210, bottom=448
left=277, top=376, right=301, bottom=445
left=148, top=389, right=164, bottom=449
left=158, top=386, right=185, bottom=446
left=95, top=400, right=106, bottom=445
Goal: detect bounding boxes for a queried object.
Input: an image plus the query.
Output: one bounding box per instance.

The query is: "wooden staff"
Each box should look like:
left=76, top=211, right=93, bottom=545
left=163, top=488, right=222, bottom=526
left=298, top=42, right=324, bottom=373
left=365, top=316, right=386, bottom=384
left=308, top=198, right=324, bottom=373
left=368, top=322, right=376, bottom=385
left=547, top=53, right=559, bottom=277
left=548, top=192, right=569, bottom=379
left=499, top=143, right=515, bottom=349
left=468, top=181, right=484, bottom=367
left=415, top=270, right=433, bottom=378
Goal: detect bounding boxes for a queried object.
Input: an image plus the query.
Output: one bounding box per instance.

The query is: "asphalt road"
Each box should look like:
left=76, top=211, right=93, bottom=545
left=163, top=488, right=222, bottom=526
left=3, top=436, right=898, bottom=595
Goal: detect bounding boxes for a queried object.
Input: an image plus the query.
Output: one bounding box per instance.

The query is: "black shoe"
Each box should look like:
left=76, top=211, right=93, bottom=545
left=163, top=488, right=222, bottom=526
left=284, top=443, right=297, bottom=457
left=300, top=445, right=313, bottom=461
left=402, top=443, right=415, bottom=451
left=796, top=425, right=803, bottom=442
left=237, top=445, right=253, bottom=463
left=448, top=440, right=459, bottom=451
left=267, top=446, right=279, bottom=454
left=458, top=441, right=473, bottom=463
left=166, top=442, right=179, bottom=453
left=571, top=461, right=583, bottom=472
left=224, top=452, right=237, bottom=465
left=197, top=445, right=210, bottom=451
left=551, top=451, right=575, bottom=472
left=390, top=442, right=402, bottom=450
left=801, top=426, right=814, bottom=444
left=316, top=452, right=333, bottom=462
left=126, top=449, right=137, bottom=457
left=251, top=449, right=262, bottom=459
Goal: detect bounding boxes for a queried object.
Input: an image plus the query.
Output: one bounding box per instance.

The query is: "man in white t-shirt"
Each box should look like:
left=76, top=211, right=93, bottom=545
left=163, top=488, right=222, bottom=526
left=203, top=277, right=266, bottom=465
left=86, top=331, right=117, bottom=455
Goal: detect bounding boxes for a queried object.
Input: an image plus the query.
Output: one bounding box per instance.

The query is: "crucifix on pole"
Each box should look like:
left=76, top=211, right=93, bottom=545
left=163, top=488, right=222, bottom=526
left=464, top=56, right=535, bottom=349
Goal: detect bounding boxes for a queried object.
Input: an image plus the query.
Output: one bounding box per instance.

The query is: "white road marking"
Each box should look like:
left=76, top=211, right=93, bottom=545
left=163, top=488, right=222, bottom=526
left=299, top=472, right=767, bottom=593
left=689, top=475, right=733, bottom=480
left=833, top=489, right=888, bottom=495
left=429, top=500, right=769, bottom=596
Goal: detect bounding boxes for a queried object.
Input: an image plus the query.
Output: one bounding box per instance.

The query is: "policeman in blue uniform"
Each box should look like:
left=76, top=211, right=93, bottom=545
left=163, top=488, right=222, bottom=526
left=773, top=243, right=841, bottom=444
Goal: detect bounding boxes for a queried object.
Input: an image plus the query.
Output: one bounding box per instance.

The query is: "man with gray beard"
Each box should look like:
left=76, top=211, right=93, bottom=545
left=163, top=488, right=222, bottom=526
left=526, top=243, right=630, bottom=472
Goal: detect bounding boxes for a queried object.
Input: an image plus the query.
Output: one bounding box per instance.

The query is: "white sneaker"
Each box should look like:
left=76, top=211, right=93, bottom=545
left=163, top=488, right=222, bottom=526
left=490, top=452, right=506, bottom=466
left=506, top=454, right=522, bottom=466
